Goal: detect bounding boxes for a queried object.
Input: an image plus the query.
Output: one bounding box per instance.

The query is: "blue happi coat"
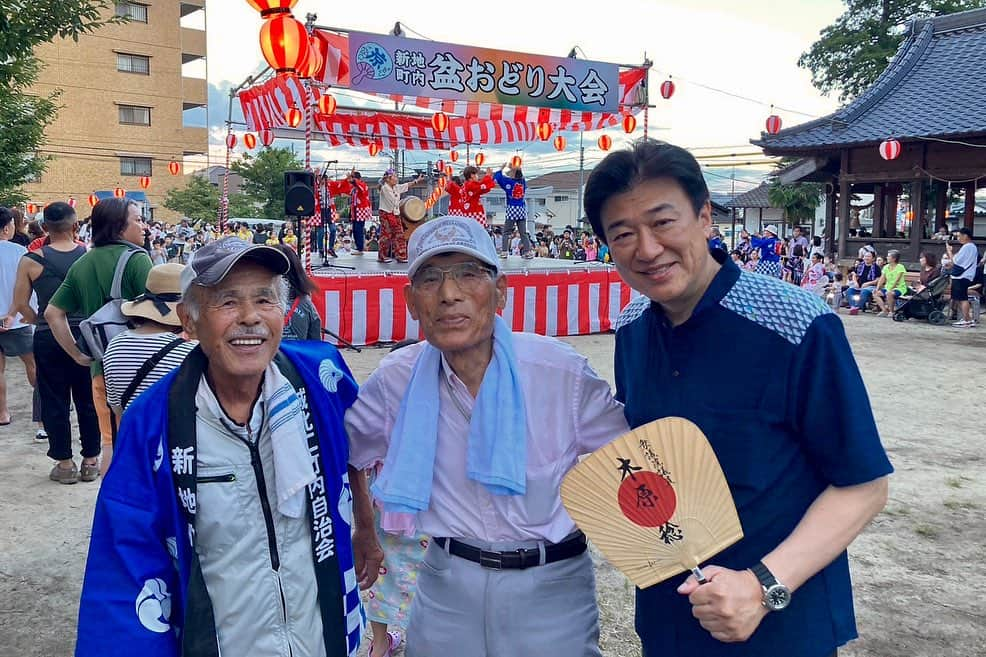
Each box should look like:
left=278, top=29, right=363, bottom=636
left=76, top=341, right=362, bottom=657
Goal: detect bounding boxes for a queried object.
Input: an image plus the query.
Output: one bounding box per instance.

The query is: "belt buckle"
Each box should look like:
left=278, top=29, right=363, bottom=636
left=479, top=550, right=503, bottom=570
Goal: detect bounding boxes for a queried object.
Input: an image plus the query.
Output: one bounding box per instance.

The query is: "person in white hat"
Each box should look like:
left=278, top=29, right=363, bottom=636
left=345, top=215, right=629, bottom=657
left=747, top=225, right=783, bottom=278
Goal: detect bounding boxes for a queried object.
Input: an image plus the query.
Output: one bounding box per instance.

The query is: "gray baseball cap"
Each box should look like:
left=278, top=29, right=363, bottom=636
left=179, top=237, right=290, bottom=295
left=406, top=215, right=499, bottom=278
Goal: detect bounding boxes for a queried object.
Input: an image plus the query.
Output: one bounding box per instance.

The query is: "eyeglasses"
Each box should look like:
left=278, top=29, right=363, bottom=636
left=411, top=262, right=495, bottom=292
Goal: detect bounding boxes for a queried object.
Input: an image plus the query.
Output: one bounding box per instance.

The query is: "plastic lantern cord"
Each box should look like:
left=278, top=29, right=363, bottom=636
left=644, top=106, right=649, bottom=140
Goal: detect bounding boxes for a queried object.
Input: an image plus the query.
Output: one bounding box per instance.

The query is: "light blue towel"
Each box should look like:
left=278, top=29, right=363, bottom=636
left=372, top=315, right=527, bottom=521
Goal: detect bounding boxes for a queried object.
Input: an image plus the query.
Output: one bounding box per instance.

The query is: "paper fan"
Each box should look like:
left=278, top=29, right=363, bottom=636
left=561, top=417, right=742, bottom=589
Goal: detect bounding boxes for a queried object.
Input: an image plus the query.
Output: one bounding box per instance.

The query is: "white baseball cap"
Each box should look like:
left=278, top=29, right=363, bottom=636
left=406, top=216, right=499, bottom=278
left=764, top=225, right=779, bottom=236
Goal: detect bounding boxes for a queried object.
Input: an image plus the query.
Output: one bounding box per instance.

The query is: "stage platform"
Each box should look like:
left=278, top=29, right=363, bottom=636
left=309, top=253, right=636, bottom=347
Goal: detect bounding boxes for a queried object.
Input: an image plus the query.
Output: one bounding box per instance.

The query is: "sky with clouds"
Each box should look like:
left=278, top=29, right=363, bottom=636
left=189, top=0, right=851, bottom=194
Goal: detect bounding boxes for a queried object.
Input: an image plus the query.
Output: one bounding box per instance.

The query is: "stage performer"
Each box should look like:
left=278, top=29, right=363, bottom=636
left=584, top=139, right=892, bottom=657
left=443, top=175, right=466, bottom=217
left=75, top=237, right=385, bottom=657
left=345, top=215, right=629, bottom=657
left=377, top=169, right=424, bottom=264
left=321, top=174, right=351, bottom=259
left=494, top=162, right=533, bottom=259
left=460, top=166, right=495, bottom=227
left=349, top=170, right=372, bottom=255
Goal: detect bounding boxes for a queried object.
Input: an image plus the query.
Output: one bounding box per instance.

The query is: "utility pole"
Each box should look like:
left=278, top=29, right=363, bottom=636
left=577, top=131, right=585, bottom=228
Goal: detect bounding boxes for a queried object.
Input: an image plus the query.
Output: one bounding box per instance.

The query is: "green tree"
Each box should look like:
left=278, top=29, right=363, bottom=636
left=768, top=180, right=823, bottom=227
left=0, top=1, right=123, bottom=203
left=163, top=175, right=219, bottom=224
left=799, top=0, right=986, bottom=102
left=231, top=147, right=303, bottom=220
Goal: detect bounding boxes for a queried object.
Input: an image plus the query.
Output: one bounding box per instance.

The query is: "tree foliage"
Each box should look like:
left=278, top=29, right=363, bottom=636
left=768, top=180, right=823, bottom=226
left=163, top=175, right=220, bottom=224
left=230, top=147, right=304, bottom=220
left=798, top=0, right=986, bottom=102
left=0, top=0, right=124, bottom=203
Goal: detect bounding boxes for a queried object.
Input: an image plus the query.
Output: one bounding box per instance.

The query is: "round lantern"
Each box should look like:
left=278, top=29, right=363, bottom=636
left=660, top=79, right=675, bottom=100
left=537, top=122, right=553, bottom=141
left=474, top=152, right=486, bottom=167
left=243, top=132, right=257, bottom=149
left=432, top=112, right=448, bottom=133
left=114, top=187, right=126, bottom=198
left=879, top=138, right=902, bottom=161
left=138, top=176, right=151, bottom=189
left=225, top=133, right=237, bottom=150
left=286, top=106, right=303, bottom=128
left=88, top=193, right=99, bottom=207
left=449, top=150, right=459, bottom=163
left=444, top=164, right=453, bottom=176
left=68, top=196, right=77, bottom=209
left=368, top=142, right=382, bottom=157
left=245, top=0, right=298, bottom=18
left=260, top=129, right=275, bottom=147
left=765, top=114, right=782, bottom=135
left=510, top=155, right=522, bottom=169
left=317, top=94, right=336, bottom=116
left=297, top=36, right=323, bottom=79
left=597, top=134, right=612, bottom=151
left=622, top=114, right=637, bottom=134
left=436, top=159, right=444, bottom=173
left=168, top=160, right=181, bottom=176
left=553, top=135, right=567, bottom=152
left=259, top=14, right=310, bottom=75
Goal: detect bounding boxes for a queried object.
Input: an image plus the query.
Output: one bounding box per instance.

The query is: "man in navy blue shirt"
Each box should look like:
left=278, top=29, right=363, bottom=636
left=583, top=140, right=892, bottom=657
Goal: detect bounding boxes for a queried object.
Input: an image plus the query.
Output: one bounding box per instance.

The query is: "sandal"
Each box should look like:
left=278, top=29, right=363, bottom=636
left=369, top=630, right=403, bottom=657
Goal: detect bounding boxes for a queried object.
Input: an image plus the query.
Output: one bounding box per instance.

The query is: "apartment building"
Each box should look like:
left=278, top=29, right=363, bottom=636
left=24, top=0, right=208, bottom=223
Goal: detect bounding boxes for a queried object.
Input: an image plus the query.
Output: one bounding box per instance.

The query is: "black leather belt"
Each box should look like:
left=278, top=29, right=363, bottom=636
left=433, top=531, right=587, bottom=570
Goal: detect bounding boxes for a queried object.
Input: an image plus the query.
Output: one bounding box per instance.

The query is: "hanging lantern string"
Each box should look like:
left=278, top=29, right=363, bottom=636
left=653, top=69, right=819, bottom=118
left=914, top=165, right=986, bottom=185
left=218, top=125, right=233, bottom=231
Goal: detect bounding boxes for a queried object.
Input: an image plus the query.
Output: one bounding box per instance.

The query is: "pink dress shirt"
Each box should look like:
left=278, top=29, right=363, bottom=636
left=345, top=332, right=629, bottom=543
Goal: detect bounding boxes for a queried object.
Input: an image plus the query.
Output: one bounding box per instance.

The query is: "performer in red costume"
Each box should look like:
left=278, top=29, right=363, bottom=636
left=347, top=170, right=371, bottom=255
left=459, top=166, right=495, bottom=227
left=443, top=175, right=466, bottom=217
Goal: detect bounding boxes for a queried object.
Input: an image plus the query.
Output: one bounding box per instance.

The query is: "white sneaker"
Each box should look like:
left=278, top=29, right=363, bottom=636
left=952, top=320, right=973, bottom=327
left=499, top=252, right=508, bottom=259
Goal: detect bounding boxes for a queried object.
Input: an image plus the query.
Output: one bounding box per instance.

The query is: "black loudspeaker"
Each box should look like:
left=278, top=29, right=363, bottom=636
left=284, top=171, right=315, bottom=216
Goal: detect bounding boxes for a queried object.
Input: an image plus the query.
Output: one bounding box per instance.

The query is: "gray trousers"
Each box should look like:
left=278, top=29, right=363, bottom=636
left=502, top=213, right=532, bottom=255
left=405, top=537, right=602, bottom=657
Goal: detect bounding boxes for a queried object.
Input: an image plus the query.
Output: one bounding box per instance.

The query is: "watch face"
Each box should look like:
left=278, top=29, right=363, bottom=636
left=765, top=584, right=791, bottom=611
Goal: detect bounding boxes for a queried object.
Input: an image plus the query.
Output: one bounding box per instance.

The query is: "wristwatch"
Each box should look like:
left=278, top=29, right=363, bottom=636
left=750, top=561, right=791, bottom=612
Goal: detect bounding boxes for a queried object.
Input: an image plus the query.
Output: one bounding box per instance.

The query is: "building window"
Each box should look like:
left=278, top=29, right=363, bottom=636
left=118, top=104, right=151, bottom=126
left=117, top=53, right=150, bottom=75
left=120, top=157, right=152, bottom=177
left=116, top=1, right=148, bottom=22
left=554, top=195, right=569, bottom=202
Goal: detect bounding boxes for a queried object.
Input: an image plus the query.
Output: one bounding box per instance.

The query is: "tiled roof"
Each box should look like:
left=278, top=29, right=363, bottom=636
left=726, top=183, right=776, bottom=209
left=755, top=8, right=986, bottom=152
left=526, top=170, right=583, bottom=191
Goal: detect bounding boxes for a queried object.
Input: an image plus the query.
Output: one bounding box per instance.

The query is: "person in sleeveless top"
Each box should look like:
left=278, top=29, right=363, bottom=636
left=5, top=202, right=100, bottom=484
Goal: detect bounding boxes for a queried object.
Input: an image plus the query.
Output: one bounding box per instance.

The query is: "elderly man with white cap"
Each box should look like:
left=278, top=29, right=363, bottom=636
left=345, top=216, right=630, bottom=657
left=76, top=237, right=383, bottom=657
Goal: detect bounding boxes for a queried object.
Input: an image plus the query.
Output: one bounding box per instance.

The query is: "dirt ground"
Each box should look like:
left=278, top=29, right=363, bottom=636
left=1, top=314, right=984, bottom=657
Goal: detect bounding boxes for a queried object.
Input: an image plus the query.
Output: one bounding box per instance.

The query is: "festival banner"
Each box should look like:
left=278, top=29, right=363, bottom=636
left=346, top=31, right=621, bottom=113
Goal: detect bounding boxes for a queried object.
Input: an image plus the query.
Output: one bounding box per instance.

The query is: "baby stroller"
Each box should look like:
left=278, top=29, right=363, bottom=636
left=892, top=274, right=951, bottom=324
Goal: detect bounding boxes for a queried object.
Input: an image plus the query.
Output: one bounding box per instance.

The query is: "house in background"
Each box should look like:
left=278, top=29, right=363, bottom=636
left=526, top=170, right=585, bottom=228
left=195, top=166, right=243, bottom=195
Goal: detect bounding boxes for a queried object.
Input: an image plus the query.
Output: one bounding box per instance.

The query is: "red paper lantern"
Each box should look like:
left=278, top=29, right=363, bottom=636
left=259, top=14, right=310, bottom=75
left=432, top=112, right=448, bottom=133
left=765, top=114, right=782, bottom=135
left=88, top=193, right=99, bottom=207
left=537, top=122, right=553, bottom=141
left=368, top=142, right=382, bottom=157
left=474, top=152, right=485, bottom=167
left=553, top=135, right=567, bottom=152
left=286, top=106, right=303, bottom=128
left=68, top=196, right=77, bottom=209
left=622, top=114, right=637, bottom=134
left=26, top=203, right=37, bottom=214
left=317, top=94, right=336, bottom=116
left=436, top=159, right=444, bottom=172
left=597, top=134, right=612, bottom=151
left=168, top=160, right=181, bottom=176
left=449, top=150, right=459, bottom=162
left=138, top=176, right=151, bottom=189
left=225, top=133, right=237, bottom=150
left=444, top=164, right=453, bottom=176
left=510, top=155, right=522, bottom=169
left=260, top=129, right=275, bottom=147
left=297, top=35, right=323, bottom=79
left=245, top=0, right=298, bottom=18
left=114, top=187, right=126, bottom=198
left=243, top=133, right=257, bottom=149
left=660, top=79, right=675, bottom=100
left=879, top=138, right=902, bottom=161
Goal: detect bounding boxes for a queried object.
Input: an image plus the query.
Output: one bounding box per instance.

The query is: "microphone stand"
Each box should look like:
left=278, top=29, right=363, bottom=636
left=322, top=327, right=361, bottom=352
